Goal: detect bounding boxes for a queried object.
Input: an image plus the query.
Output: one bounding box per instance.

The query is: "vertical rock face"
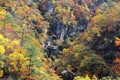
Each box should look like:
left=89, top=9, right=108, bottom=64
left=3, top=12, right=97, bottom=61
left=37, top=0, right=108, bottom=41
left=48, top=20, right=88, bottom=41
left=39, top=0, right=109, bottom=59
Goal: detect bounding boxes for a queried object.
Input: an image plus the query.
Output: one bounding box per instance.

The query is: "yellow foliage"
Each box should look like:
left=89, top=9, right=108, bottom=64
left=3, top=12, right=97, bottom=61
left=0, top=34, right=5, bottom=44
left=0, top=45, right=5, bottom=54
left=92, top=14, right=106, bottom=26
left=74, top=75, right=90, bottom=80
left=73, top=45, right=79, bottom=50
left=96, top=8, right=101, bottom=14
left=115, top=37, right=120, bottom=46
left=82, top=32, right=92, bottom=41
left=16, top=8, right=25, bottom=15
left=0, top=62, right=4, bottom=68
left=0, top=70, right=3, bottom=77
left=31, top=37, right=40, bottom=44
left=9, top=52, right=23, bottom=60
left=85, top=74, right=91, bottom=80
left=12, top=39, right=20, bottom=46
left=74, top=53, right=79, bottom=58
left=0, top=9, right=6, bottom=19
left=84, top=55, right=89, bottom=60
left=52, top=0, right=56, bottom=4
left=67, top=65, right=73, bottom=71
left=24, top=5, right=30, bottom=11
left=56, top=39, right=62, bottom=46
left=91, top=25, right=101, bottom=34
left=63, top=48, right=69, bottom=54
left=8, top=51, right=28, bottom=72
left=0, top=21, right=4, bottom=29
left=74, top=75, right=97, bottom=80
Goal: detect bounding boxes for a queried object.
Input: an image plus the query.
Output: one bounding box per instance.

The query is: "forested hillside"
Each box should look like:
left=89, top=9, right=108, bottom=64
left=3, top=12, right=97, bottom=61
left=0, top=0, right=120, bottom=80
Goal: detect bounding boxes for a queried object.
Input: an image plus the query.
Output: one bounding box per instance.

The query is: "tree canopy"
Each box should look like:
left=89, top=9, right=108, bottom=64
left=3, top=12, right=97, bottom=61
left=0, top=0, right=120, bottom=80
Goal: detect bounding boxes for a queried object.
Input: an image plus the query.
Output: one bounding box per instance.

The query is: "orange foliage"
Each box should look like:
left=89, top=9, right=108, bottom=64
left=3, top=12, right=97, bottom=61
left=115, top=37, right=120, bottom=46
left=69, top=0, right=74, bottom=5
left=5, top=26, right=13, bottom=33
left=16, top=8, right=25, bottom=15
left=112, top=52, right=120, bottom=75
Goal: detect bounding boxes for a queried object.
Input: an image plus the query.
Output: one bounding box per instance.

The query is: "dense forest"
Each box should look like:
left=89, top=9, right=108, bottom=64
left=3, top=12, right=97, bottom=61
left=0, top=0, right=120, bottom=80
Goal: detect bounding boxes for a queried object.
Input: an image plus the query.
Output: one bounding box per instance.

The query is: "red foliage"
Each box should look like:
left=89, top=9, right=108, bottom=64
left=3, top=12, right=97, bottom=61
left=112, top=52, right=120, bottom=75
left=82, top=0, right=92, bottom=4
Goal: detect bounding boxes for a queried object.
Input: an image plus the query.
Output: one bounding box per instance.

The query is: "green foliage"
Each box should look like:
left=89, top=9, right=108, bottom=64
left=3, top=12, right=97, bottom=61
left=74, top=76, right=120, bottom=80
left=53, top=42, right=110, bottom=78
left=100, top=76, right=115, bottom=80
left=5, top=12, right=17, bottom=27
left=0, top=0, right=120, bottom=80
left=0, top=0, right=61, bottom=80
left=74, top=75, right=97, bottom=80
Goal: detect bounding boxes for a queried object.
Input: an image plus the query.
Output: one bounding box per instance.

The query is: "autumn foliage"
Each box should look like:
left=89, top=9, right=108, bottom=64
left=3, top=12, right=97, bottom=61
left=0, top=0, right=120, bottom=80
